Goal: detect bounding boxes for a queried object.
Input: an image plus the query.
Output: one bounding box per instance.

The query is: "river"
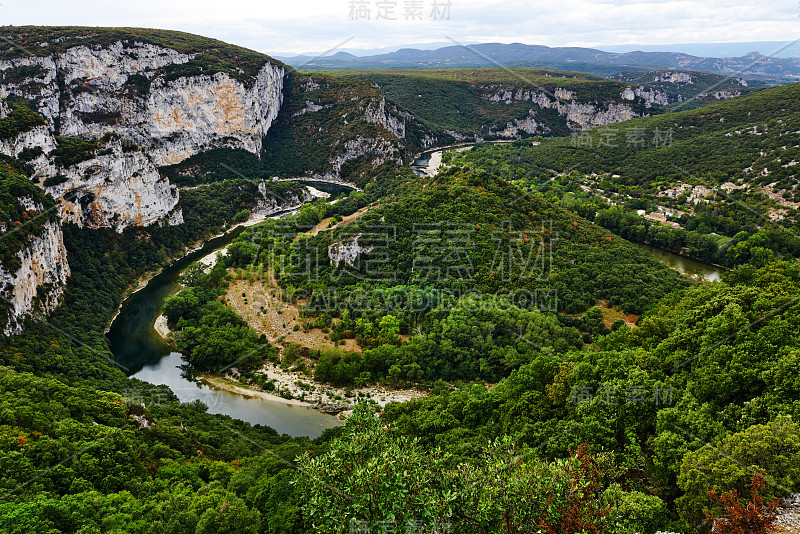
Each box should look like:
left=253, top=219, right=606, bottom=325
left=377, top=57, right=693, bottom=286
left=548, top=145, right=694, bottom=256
left=107, top=160, right=720, bottom=437
left=635, top=243, right=723, bottom=282
left=107, top=184, right=353, bottom=438
left=411, top=140, right=516, bottom=177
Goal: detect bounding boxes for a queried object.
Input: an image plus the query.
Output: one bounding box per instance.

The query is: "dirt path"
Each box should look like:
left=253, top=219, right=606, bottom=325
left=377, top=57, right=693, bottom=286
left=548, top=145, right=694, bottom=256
left=296, top=203, right=380, bottom=241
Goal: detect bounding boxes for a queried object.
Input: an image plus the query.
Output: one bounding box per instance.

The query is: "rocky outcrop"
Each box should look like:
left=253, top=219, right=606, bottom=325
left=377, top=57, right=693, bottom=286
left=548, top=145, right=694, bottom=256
left=43, top=139, right=181, bottom=230
left=312, top=136, right=402, bottom=182
left=704, top=90, right=743, bottom=100
left=0, top=40, right=285, bottom=230
left=654, top=72, right=695, bottom=84
left=292, top=100, right=328, bottom=118
left=0, top=217, right=70, bottom=335
left=255, top=181, right=312, bottom=216
left=489, top=110, right=549, bottom=138
left=0, top=101, right=57, bottom=174
left=774, top=493, right=800, bottom=534
left=420, top=134, right=437, bottom=148
left=553, top=88, right=575, bottom=100
left=444, top=129, right=485, bottom=143
left=364, top=98, right=407, bottom=140
left=145, top=64, right=284, bottom=166
left=621, top=86, right=671, bottom=107
left=328, top=233, right=374, bottom=268
left=482, top=86, right=641, bottom=131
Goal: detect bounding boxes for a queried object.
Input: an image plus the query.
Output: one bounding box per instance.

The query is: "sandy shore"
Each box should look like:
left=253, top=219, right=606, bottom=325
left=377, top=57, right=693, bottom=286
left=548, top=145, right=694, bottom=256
left=197, top=247, right=228, bottom=270
left=153, top=314, right=171, bottom=340
left=202, top=362, right=427, bottom=416
left=258, top=362, right=426, bottom=410
left=201, top=376, right=314, bottom=407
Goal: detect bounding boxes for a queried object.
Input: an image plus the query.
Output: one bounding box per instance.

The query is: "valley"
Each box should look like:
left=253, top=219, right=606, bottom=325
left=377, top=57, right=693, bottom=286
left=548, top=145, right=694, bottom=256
left=0, top=24, right=798, bottom=534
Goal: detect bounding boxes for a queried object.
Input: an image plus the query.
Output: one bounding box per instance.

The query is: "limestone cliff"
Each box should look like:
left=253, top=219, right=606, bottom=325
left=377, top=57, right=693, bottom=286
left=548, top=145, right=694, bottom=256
left=328, top=233, right=374, bottom=268
left=611, top=70, right=752, bottom=107
left=44, top=138, right=182, bottom=230
left=255, top=181, right=313, bottom=216
left=482, top=86, right=643, bottom=133
left=268, top=73, right=434, bottom=183
left=488, top=110, right=548, bottom=138
left=0, top=197, right=70, bottom=335
left=364, top=97, right=408, bottom=140
left=621, top=86, right=671, bottom=107
left=0, top=38, right=285, bottom=230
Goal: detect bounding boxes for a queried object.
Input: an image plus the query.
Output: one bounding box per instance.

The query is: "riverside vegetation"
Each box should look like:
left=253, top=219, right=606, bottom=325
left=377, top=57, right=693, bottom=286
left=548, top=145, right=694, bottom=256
left=0, top=27, right=799, bottom=534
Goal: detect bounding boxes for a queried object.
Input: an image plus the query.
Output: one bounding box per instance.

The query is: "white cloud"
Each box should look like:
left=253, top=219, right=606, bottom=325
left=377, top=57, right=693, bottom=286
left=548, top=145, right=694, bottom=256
left=1, top=0, right=796, bottom=55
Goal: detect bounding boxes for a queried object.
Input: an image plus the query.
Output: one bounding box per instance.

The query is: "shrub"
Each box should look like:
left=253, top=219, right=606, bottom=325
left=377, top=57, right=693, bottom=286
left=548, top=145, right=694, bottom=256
left=705, top=473, right=778, bottom=534
left=678, top=417, right=800, bottom=527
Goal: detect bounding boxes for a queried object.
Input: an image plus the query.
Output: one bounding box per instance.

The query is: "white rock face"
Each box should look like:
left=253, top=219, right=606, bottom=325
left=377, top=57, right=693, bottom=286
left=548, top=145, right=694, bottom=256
left=48, top=50, right=284, bottom=160
left=364, top=98, right=407, bottom=140
left=292, top=100, right=329, bottom=118
left=489, top=110, right=548, bottom=138
left=420, top=134, right=437, bottom=148
left=0, top=41, right=285, bottom=230
left=59, top=42, right=195, bottom=87
left=43, top=140, right=181, bottom=229
left=483, top=86, right=641, bottom=131
left=706, top=90, right=743, bottom=100
left=328, top=233, right=374, bottom=268
left=444, top=129, right=485, bottom=143
left=0, top=218, right=70, bottom=335
left=255, top=181, right=312, bottom=216
left=655, top=72, right=694, bottom=84
left=554, top=88, right=575, bottom=100
left=312, top=136, right=402, bottom=181
left=146, top=65, right=284, bottom=166
left=621, top=86, right=670, bottom=107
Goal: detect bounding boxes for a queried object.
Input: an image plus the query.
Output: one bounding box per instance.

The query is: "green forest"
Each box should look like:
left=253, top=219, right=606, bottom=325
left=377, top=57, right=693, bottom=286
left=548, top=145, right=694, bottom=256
left=0, top=25, right=799, bottom=534
left=438, top=83, right=800, bottom=268
left=327, top=68, right=652, bottom=139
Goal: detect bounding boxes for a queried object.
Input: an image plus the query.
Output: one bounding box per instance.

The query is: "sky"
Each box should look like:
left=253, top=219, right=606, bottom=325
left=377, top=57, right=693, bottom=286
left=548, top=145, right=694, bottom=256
left=1, top=0, right=798, bottom=56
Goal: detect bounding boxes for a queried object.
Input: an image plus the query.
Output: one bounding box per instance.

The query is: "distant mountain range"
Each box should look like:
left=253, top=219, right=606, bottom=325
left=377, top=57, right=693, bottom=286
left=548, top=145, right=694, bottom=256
left=598, top=40, right=800, bottom=59
left=277, top=42, right=800, bottom=82
left=285, top=40, right=800, bottom=60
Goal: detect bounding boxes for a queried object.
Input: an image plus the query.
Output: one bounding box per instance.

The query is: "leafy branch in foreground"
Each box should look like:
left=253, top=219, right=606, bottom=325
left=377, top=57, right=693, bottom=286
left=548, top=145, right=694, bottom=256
left=705, top=472, right=778, bottom=534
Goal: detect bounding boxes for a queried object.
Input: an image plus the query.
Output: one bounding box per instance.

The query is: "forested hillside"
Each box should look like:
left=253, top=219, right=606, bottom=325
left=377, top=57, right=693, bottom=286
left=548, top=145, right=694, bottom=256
left=1, top=24, right=800, bottom=534
left=181, top=166, right=691, bottom=390
left=474, top=82, right=800, bottom=188
left=326, top=68, right=656, bottom=140
left=608, top=69, right=762, bottom=111
left=443, top=83, right=800, bottom=269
